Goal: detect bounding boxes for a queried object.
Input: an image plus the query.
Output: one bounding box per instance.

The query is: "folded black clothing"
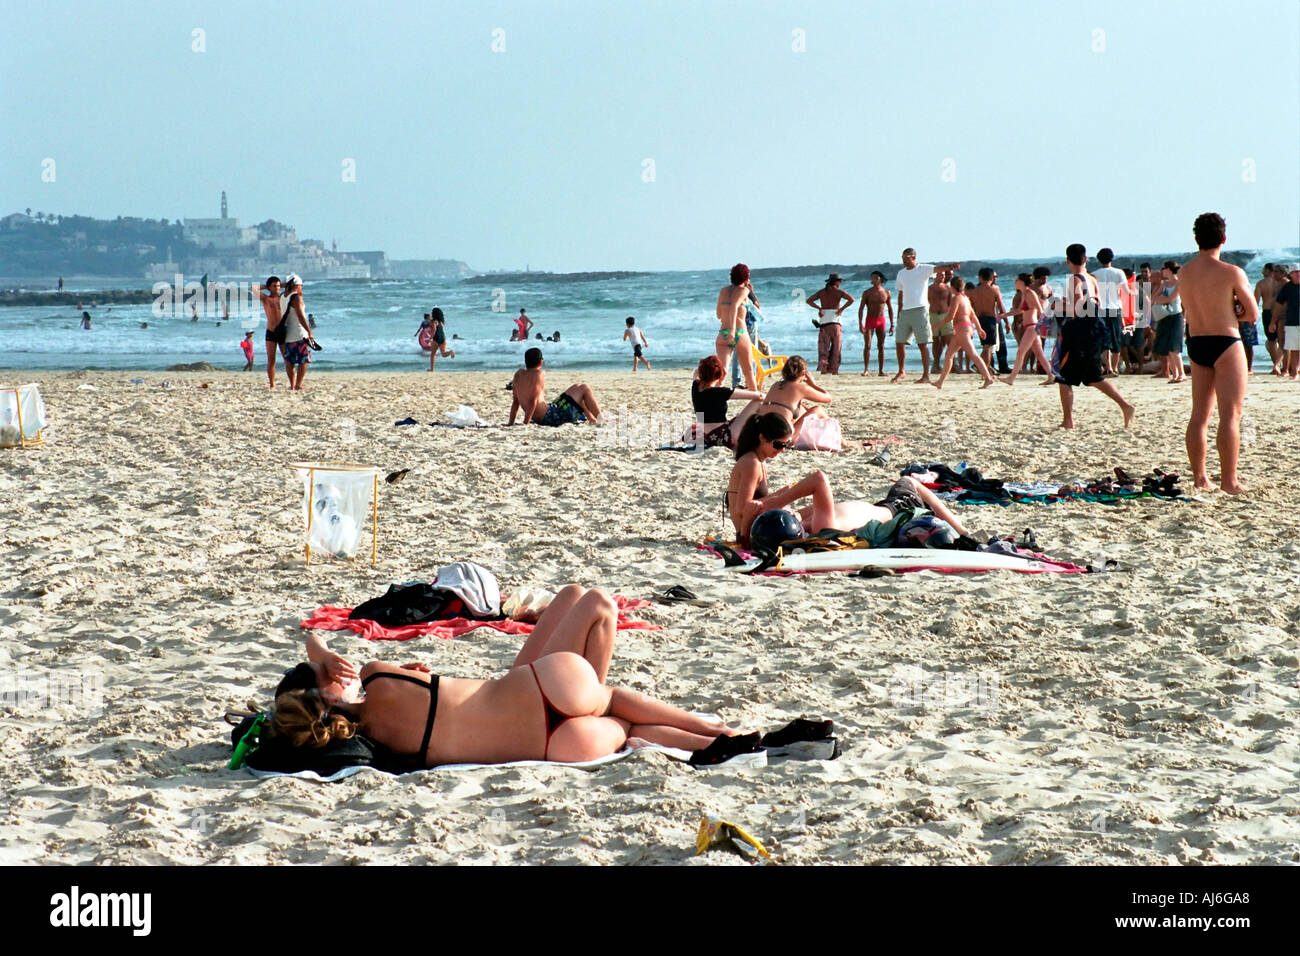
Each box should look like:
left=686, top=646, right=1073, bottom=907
left=760, top=718, right=834, bottom=748
left=689, top=732, right=763, bottom=767
left=348, top=583, right=465, bottom=627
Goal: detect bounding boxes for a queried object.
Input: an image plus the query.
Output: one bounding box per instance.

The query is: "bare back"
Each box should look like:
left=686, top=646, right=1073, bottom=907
left=511, top=366, right=546, bottom=423
left=358, top=662, right=551, bottom=766
left=716, top=284, right=748, bottom=330
left=1179, top=254, right=1256, bottom=336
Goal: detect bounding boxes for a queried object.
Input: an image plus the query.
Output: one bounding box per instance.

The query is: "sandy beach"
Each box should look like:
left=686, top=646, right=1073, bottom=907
left=1, top=366, right=1298, bottom=865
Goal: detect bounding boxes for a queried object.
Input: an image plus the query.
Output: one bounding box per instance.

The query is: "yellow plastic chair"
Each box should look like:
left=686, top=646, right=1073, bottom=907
left=754, top=355, right=787, bottom=391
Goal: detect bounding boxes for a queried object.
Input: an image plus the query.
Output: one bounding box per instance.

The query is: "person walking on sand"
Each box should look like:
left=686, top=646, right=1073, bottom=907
left=932, top=276, right=997, bottom=389
left=857, top=271, right=893, bottom=375
left=623, top=316, right=651, bottom=371
left=807, top=274, right=853, bottom=375
left=716, top=263, right=759, bottom=391
left=1002, top=274, right=1054, bottom=386
left=1255, top=264, right=1281, bottom=374
left=1178, top=213, right=1254, bottom=495
left=1094, top=247, right=1127, bottom=377
left=1055, top=243, right=1134, bottom=429
left=967, top=268, right=1009, bottom=375
left=427, top=308, right=455, bottom=370
left=280, top=275, right=318, bottom=391
left=252, top=275, right=290, bottom=389
left=927, top=267, right=955, bottom=374
left=894, top=249, right=959, bottom=383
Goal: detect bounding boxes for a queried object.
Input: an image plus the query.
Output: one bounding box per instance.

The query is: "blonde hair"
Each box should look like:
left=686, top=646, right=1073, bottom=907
left=269, top=689, right=359, bottom=749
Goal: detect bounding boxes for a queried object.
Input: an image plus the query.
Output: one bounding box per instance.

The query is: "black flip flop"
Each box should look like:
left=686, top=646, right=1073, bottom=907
left=655, top=585, right=710, bottom=606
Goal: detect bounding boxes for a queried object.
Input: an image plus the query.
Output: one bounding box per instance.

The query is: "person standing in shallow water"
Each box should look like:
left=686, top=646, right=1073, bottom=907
left=1178, top=212, right=1253, bottom=495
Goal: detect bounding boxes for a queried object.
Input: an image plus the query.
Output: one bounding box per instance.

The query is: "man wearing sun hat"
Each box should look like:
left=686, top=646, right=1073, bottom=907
left=806, top=273, right=854, bottom=374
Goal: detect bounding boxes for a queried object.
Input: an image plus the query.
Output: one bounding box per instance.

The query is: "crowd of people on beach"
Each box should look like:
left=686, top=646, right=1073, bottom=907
left=235, top=211, right=1290, bottom=777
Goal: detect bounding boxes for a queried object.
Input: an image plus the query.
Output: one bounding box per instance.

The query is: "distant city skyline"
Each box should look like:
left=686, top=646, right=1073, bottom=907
left=4, top=0, right=1297, bottom=272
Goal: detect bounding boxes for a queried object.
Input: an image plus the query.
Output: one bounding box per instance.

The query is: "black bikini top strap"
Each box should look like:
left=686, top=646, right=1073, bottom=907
left=361, top=671, right=430, bottom=689
left=418, top=676, right=439, bottom=761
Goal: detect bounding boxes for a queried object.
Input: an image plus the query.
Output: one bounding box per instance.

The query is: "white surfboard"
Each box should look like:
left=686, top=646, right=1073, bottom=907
left=722, top=547, right=1049, bottom=574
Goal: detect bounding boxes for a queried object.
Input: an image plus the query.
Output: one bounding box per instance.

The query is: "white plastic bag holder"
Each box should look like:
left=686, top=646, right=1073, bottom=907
left=293, top=462, right=383, bottom=564
left=0, top=383, right=47, bottom=448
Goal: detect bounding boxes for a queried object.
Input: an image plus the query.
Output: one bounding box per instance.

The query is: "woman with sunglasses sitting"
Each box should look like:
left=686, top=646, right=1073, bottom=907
left=270, top=585, right=748, bottom=768
left=725, top=412, right=971, bottom=545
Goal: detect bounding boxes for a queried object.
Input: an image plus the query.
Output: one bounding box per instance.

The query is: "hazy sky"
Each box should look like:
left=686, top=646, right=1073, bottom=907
left=3, top=0, right=1297, bottom=271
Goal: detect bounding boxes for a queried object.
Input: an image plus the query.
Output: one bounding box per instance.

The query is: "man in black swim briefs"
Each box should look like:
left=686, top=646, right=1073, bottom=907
left=1177, top=212, right=1253, bottom=495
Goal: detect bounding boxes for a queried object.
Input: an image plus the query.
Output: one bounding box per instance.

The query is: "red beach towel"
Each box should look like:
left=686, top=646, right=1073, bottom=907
left=301, top=595, right=660, bottom=642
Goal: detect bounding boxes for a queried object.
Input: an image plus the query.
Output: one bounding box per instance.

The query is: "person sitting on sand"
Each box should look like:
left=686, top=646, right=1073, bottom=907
left=691, top=355, right=764, bottom=448
left=508, top=347, right=603, bottom=426
left=725, top=412, right=971, bottom=545
left=756, top=355, right=831, bottom=443
left=271, top=586, right=749, bottom=765
left=932, top=276, right=997, bottom=389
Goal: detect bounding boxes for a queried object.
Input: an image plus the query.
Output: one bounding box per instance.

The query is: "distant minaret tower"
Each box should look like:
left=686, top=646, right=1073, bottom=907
left=220, top=191, right=228, bottom=219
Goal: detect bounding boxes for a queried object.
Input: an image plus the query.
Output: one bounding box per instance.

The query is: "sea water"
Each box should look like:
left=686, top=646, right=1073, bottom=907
left=2, top=252, right=1293, bottom=374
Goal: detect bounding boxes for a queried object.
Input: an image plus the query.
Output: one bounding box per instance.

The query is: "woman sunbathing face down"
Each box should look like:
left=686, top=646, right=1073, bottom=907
left=269, top=586, right=745, bottom=767
left=726, top=413, right=973, bottom=545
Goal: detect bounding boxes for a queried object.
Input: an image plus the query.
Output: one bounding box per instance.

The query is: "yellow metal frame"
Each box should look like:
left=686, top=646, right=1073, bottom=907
left=0, top=384, right=44, bottom=448
left=754, top=355, right=788, bottom=391
left=293, top=461, right=380, bottom=565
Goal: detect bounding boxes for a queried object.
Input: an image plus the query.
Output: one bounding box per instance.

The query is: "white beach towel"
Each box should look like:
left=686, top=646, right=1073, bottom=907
left=245, top=739, right=767, bottom=782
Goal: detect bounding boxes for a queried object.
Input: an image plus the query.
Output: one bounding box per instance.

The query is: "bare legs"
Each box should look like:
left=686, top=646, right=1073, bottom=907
left=512, top=585, right=617, bottom=681
left=561, top=384, right=603, bottom=422
left=1186, top=349, right=1248, bottom=494
left=1004, top=329, right=1051, bottom=386
left=717, top=333, right=758, bottom=391
left=1058, top=380, right=1135, bottom=430
left=933, top=329, right=995, bottom=389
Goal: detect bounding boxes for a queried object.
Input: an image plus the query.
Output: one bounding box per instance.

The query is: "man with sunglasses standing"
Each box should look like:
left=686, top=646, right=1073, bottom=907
left=893, top=248, right=960, bottom=383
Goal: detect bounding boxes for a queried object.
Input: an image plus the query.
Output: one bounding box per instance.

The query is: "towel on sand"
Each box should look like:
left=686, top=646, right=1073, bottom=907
left=302, top=595, right=659, bottom=641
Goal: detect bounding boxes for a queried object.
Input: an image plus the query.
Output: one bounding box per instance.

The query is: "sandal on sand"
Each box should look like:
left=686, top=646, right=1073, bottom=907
left=689, top=732, right=764, bottom=767
left=655, top=585, right=710, bottom=606
left=385, top=468, right=410, bottom=484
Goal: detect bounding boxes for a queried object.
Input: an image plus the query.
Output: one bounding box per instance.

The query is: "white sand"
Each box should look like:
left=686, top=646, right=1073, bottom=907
left=1, top=367, right=1297, bottom=864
